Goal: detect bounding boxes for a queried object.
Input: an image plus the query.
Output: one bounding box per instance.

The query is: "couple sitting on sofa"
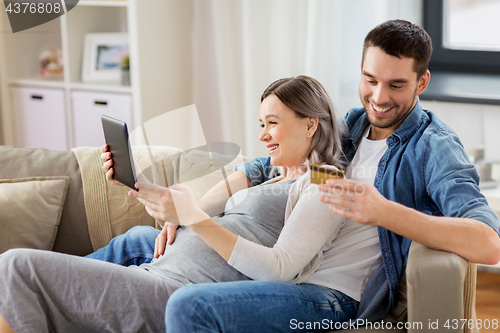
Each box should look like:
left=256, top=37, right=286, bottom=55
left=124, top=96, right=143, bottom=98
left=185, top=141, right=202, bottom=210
left=1, top=19, right=499, bottom=333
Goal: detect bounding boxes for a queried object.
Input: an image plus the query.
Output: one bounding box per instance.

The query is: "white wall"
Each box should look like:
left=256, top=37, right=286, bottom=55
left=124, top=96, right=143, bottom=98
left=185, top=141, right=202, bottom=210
left=137, top=0, right=193, bottom=123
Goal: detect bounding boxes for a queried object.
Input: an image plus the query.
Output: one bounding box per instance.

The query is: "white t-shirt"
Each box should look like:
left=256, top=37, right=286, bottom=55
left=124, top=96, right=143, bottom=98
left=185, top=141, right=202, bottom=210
left=346, top=127, right=388, bottom=184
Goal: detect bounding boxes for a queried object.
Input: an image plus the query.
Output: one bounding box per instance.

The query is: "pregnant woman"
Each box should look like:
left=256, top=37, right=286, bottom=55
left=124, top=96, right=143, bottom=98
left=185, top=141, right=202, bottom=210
left=0, top=76, right=379, bottom=333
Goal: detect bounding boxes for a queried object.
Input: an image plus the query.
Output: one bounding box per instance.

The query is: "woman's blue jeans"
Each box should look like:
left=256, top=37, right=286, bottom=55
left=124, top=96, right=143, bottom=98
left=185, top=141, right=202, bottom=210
left=165, top=281, right=359, bottom=333
left=85, top=226, right=160, bottom=266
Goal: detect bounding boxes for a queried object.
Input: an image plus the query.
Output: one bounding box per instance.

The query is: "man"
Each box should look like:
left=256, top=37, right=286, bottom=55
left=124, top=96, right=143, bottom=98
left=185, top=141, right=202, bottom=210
left=162, top=19, right=500, bottom=332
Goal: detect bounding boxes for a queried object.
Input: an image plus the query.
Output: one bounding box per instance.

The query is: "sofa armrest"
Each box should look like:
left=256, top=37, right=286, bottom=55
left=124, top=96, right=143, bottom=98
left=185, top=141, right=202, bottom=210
left=406, top=241, right=474, bottom=333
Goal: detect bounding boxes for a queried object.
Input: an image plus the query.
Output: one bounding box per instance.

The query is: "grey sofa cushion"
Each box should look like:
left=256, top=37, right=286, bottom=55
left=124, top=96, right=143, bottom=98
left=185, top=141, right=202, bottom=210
left=0, top=146, right=92, bottom=255
left=0, top=176, right=69, bottom=253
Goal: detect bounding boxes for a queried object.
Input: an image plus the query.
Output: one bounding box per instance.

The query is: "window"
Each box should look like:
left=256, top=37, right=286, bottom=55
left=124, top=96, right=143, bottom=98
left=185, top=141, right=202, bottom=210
left=424, top=0, right=500, bottom=74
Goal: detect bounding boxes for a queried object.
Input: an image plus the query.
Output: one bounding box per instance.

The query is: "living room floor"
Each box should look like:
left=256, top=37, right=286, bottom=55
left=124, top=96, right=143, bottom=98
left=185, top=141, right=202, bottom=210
left=476, top=270, right=500, bottom=331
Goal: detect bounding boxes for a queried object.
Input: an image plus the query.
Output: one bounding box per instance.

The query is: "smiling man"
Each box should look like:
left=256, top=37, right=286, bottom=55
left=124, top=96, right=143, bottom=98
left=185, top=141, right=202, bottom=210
left=164, top=20, right=500, bottom=332
left=359, top=46, right=429, bottom=140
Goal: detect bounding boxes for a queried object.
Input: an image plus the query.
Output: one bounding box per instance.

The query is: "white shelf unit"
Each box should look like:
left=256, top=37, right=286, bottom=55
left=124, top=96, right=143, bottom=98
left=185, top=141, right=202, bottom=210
left=77, top=1, right=128, bottom=7
left=0, top=0, right=175, bottom=149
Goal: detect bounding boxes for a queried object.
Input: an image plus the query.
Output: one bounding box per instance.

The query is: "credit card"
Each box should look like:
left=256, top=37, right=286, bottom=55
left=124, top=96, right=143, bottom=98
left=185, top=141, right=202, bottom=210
left=310, top=163, right=344, bottom=184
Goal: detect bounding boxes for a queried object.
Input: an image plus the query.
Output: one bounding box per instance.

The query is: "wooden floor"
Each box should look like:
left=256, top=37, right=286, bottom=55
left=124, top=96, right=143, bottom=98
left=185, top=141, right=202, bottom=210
left=476, top=270, right=500, bottom=331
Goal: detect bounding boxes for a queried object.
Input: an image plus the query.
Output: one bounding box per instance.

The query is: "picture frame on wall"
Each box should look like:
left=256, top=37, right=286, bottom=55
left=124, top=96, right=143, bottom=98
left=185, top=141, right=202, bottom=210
left=82, top=33, right=129, bottom=83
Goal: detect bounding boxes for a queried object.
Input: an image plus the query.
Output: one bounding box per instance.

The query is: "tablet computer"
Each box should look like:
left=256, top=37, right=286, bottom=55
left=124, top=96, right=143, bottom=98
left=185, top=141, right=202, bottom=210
left=101, top=115, right=138, bottom=190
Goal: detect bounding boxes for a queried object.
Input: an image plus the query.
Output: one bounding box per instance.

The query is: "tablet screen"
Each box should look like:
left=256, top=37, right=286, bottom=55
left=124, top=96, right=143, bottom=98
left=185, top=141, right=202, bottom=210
left=101, top=115, right=138, bottom=190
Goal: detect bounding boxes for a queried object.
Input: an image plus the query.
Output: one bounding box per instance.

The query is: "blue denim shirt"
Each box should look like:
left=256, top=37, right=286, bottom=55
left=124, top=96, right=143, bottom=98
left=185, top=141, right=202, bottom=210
left=235, top=99, right=500, bottom=321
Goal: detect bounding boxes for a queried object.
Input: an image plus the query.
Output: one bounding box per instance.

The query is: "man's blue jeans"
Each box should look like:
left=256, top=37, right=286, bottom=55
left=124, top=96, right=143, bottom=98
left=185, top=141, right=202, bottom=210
left=85, top=226, right=160, bottom=266
left=165, top=281, right=359, bottom=333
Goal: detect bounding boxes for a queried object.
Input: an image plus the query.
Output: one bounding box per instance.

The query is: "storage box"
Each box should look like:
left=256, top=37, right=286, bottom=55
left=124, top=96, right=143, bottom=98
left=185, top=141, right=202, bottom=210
left=71, top=91, right=132, bottom=147
left=10, top=86, right=68, bottom=150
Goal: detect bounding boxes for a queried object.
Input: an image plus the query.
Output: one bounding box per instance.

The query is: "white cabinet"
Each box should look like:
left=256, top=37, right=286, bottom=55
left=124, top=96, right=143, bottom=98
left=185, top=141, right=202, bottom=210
left=72, top=91, right=131, bottom=147
left=0, top=0, right=179, bottom=149
left=10, top=87, right=67, bottom=150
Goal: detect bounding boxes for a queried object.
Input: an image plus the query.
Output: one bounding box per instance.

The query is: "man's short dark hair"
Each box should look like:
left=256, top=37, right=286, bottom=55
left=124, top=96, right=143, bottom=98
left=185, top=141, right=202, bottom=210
left=362, top=19, right=433, bottom=79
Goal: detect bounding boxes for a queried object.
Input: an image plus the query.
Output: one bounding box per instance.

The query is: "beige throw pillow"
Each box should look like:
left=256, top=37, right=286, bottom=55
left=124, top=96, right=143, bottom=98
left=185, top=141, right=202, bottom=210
left=0, top=177, right=70, bottom=253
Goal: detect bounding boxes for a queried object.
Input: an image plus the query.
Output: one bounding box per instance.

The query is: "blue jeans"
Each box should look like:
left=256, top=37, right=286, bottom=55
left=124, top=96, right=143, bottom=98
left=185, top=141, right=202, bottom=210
left=85, top=226, right=160, bottom=266
left=165, top=281, right=358, bottom=333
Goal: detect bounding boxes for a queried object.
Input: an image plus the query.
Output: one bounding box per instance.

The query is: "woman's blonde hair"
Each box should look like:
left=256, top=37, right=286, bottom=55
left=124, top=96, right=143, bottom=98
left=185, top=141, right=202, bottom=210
left=261, top=75, right=345, bottom=171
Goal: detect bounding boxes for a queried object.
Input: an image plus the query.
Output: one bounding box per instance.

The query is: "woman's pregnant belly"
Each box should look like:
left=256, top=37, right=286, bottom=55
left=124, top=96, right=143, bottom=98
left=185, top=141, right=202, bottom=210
left=138, top=215, right=281, bottom=285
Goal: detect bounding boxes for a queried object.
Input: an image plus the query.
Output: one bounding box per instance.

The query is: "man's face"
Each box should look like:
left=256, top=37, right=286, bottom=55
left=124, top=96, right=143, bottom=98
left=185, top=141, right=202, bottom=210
left=359, top=46, right=429, bottom=140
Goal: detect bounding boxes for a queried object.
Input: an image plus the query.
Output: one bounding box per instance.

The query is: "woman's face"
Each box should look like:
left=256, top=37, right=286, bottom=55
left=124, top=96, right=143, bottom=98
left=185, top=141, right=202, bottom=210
left=259, top=94, right=314, bottom=167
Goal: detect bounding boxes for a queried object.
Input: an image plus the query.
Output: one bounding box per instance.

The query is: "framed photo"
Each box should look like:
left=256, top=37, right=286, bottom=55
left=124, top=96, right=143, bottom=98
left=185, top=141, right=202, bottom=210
left=82, top=33, right=129, bottom=82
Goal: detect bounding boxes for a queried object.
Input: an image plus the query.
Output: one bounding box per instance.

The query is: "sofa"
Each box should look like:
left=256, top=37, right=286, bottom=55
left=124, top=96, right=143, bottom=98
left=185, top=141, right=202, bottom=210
left=0, top=145, right=478, bottom=333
